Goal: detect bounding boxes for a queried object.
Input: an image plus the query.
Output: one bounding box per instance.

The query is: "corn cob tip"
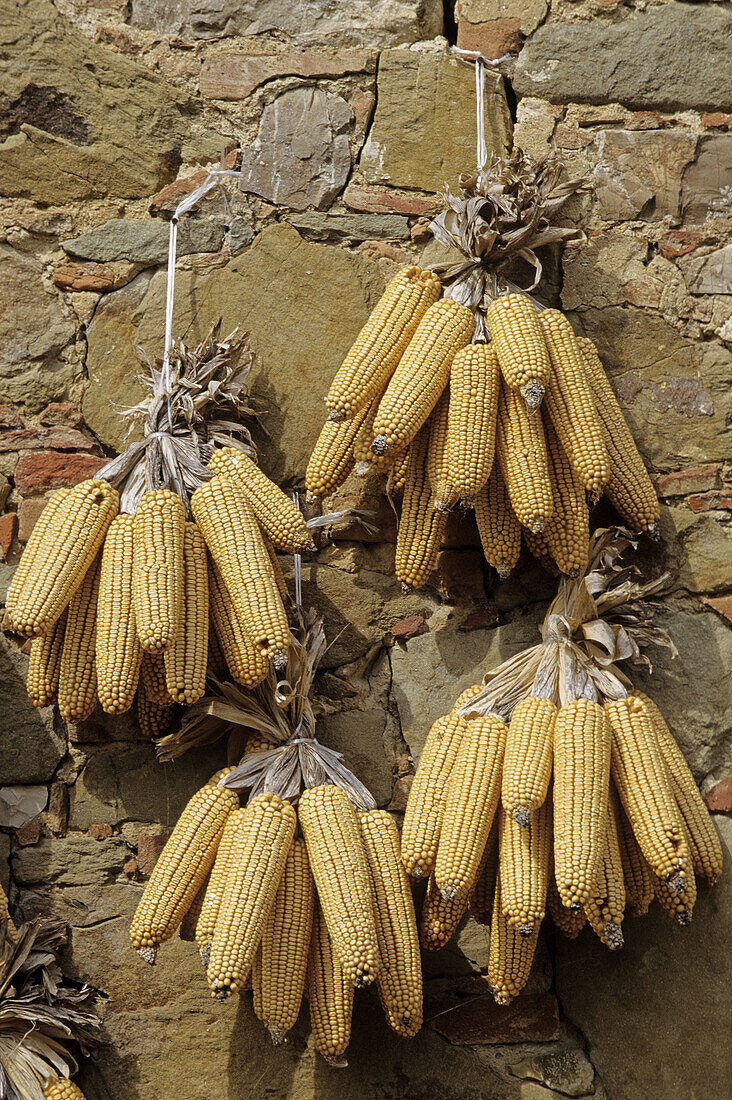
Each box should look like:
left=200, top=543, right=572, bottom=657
left=602, top=921, right=624, bottom=949
left=440, top=885, right=457, bottom=902
left=516, top=922, right=534, bottom=939
left=675, top=908, right=693, bottom=926
left=432, top=497, right=452, bottom=514
left=521, top=381, right=545, bottom=409
left=667, top=871, right=686, bottom=896
left=354, top=966, right=377, bottom=989
left=269, top=1026, right=288, bottom=1046
left=321, top=1054, right=349, bottom=1068
left=355, top=460, right=374, bottom=476
left=138, top=946, right=157, bottom=965
left=305, top=490, right=320, bottom=505
left=328, top=408, right=345, bottom=423
left=273, top=650, right=289, bottom=671
left=408, top=864, right=425, bottom=879
left=460, top=497, right=476, bottom=511
left=511, top=807, right=531, bottom=828
left=199, top=946, right=210, bottom=969
left=371, top=435, right=389, bottom=456
left=529, top=518, right=546, bottom=535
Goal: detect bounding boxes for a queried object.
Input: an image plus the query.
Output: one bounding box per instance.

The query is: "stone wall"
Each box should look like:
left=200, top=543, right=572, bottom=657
left=0, top=1, right=730, bottom=1097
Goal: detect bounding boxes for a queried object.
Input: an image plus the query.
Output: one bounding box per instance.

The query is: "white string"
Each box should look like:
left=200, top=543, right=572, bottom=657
left=475, top=59, right=487, bottom=187
left=292, top=491, right=303, bottom=607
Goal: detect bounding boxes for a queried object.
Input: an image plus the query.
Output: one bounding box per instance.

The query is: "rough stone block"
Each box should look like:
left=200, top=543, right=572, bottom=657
left=13, top=452, right=105, bottom=493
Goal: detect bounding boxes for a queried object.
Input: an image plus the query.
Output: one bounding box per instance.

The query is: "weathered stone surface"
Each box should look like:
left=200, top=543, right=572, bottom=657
left=0, top=784, right=47, bottom=829
left=0, top=512, right=17, bottom=559
left=0, top=245, right=77, bottom=411
left=239, top=87, right=353, bottom=211
left=682, top=134, right=732, bottom=225
left=344, top=182, right=439, bottom=216
left=0, top=0, right=201, bottom=202
left=0, top=426, right=94, bottom=453
left=684, top=245, right=732, bottom=296
left=514, top=3, right=732, bottom=112
left=284, top=212, right=410, bottom=241
left=655, top=465, right=722, bottom=499
left=457, top=0, right=547, bottom=57
left=63, top=219, right=226, bottom=265
left=508, top=1049, right=595, bottom=1096
left=14, top=451, right=105, bottom=493
left=361, top=49, right=512, bottom=193
left=594, top=130, right=697, bottom=223
left=53, top=260, right=137, bottom=292
left=85, top=225, right=385, bottom=482
left=457, top=0, right=546, bottom=29
left=556, top=815, right=732, bottom=1100
left=457, top=16, right=523, bottom=59
left=200, top=48, right=375, bottom=100
left=664, top=511, right=732, bottom=597
left=0, top=637, right=65, bottom=784
left=428, top=987, right=559, bottom=1045
left=14, top=835, right=128, bottom=888
left=318, top=705, right=393, bottom=808
left=130, top=0, right=442, bottom=46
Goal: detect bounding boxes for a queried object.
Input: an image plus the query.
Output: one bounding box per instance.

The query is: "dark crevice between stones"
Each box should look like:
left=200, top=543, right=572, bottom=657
left=0, top=84, right=89, bottom=145
left=443, top=0, right=459, bottom=46
left=504, top=76, right=519, bottom=126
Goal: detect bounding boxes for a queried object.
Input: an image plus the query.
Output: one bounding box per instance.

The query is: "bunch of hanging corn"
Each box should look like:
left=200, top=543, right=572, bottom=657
left=129, top=768, right=422, bottom=1063
left=306, top=269, right=657, bottom=590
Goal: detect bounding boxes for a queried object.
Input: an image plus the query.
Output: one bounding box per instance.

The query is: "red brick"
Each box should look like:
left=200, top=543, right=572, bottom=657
left=0, top=512, right=17, bottom=560
left=52, top=261, right=117, bottom=292
left=200, top=48, right=374, bottom=101
left=39, top=403, right=84, bottom=428
left=457, top=17, right=523, bottom=59
left=344, top=183, right=439, bottom=217
left=16, top=819, right=42, bottom=846
left=702, top=112, right=732, bottom=131
left=459, top=603, right=499, bottom=632
left=428, top=983, right=560, bottom=1044
left=628, top=111, right=668, bottom=130
left=14, top=452, right=105, bottom=493
left=654, top=464, right=721, bottom=497
left=658, top=230, right=708, bottom=260
left=387, top=775, right=413, bottom=813
left=0, top=427, right=95, bottom=453
left=46, top=782, right=69, bottom=837
left=687, top=490, right=732, bottom=512
left=137, top=828, right=171, bottom=875
left=88, top=823, right=113, bottom=840
left=704, top=777, right=732, bottom=813
left=390, top=614, right=426, bottom=641
left=703, top=595, right=732, bottom=625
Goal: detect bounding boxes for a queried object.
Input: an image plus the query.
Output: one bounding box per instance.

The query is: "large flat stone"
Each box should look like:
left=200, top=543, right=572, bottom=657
left=514, top=2, right=732, bottom=113
left=361, top=48, right=512, bottom=193
left=200, top=48, right=376, bottom=100
left=13, top=834, right=129, bottom=886
left=0, top=637, right=66, bottom=784
left=63, top=219, right=226, bottom=265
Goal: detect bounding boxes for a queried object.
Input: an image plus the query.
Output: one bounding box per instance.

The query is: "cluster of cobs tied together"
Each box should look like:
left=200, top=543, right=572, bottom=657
left=306, top=267, right=659, bottom=589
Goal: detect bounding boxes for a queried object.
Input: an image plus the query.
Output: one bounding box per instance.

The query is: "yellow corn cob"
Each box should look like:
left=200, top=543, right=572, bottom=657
left=43, top=1082, right=87, bottom=1100
left=553, top=699, right=611, bottom=908
left=502, top=696, right=556, bottom=826
left=207, top=793, right=297, bottom=999
left=424, top=389, right=452, bottom=511
left=129, top=771, right=238, bottom=962
left=194, top=807, right=246, bottom=967
left=371, top=299, right=474, bottom=455
left=0, top=882, right=17, bottom=943
left=486, top=293, right=550, bottom=408
left=325, top=265, right=443, bottom=420
left=547, top=864, right=586, bottom=939
left=437, top=343, right=500, bottom=509
left=577, top=337, right=659, bottom=532
left=523, top=525, right=553, bottom=570
left=606, top=695, right=689, bottom=887
left=654, top=829, right=697, bottom=926
left=435, top=715, right=507, bottom=901
left=207, top=616, right=227, bottom=676
left=207, top=557, right=269, bottom=688
left=191, top=475, right=291, bottom=662
left=263, top=535, right=290, bottom=605
left=26, top=609, right=67, bottom=708
left=539, top=310, right=609, bottom=495
left=352, top=397, right=408, bottom=474
left=401, top=687, right=483, bottom=879
left=359, top=810, right=422, bottom=1038
left=496, top=383, right=553, bottom=533
left=419, top=873, right=469, bottom=950
left=616, top=797, right=655, bottom=917
left=474, top=466, right=522, bottom=577
left=583, top=790, right=625, bottom=949
left=395, top=423, right=447, bottom=589
left=499, top=799, right=551, bottom=936
left=7, top=479, right=118, bottom=637
left=96, top=515, right=143, bottom=714
left=634, top=692, right=723, bottom=882
left=308, top=905, right=354, bottom=1067
left=305, top=404, right=370, bottom=499
left=139, top=651, right=172, bottom=707
left=132, top=489, right=185, bottom=652
left=541, top=417, right=589, bottom=577
left=488, top=876, right=540, bottom=1005
left=57, top=554, right=101, bottom=722
left=251, top=943, right=264, bottom=1019
left=298, top=784, right=379, bottom=988
left=469, top=821, right=499, bottom=925
left=164, top=523, right=209, bottom=705
left=136, top=679, right=175, bottom=740
left=388, top=445, right=411, bottom=498
left=179, top=874, right=209, bottom=942
left=208, top=448, right=314, bottom=554
left=256, top=837, right=315, bottom=1044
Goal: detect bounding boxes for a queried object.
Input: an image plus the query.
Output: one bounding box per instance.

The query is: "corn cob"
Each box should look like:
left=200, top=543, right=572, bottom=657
left=43, top=1082, right=87, bottom=1100
left=262, top=534, right=290, bottom=604
left=0, top=882, right=17, bottom=944
left=469, top=821, right=499, bottom=925
left=424, top=389, right=452, bottom=511
left=359, top=810, right=422, bottom=1038
left=388, top=445, right=411, bottom=498
left=251, top=944, right=264, bottom=1020
left=179, top=874, right=209, bottom=942
left=164, top=523, right=209, bottom=704
left=496, top=383, right=553, bottom=533
left=207, top=557, right=269, bottom=688
left=542, top=417, right=590, bottom=577
left=488, top=877, right=541, bottom=1005
left=191, top=475, right=291, bottom=661
left=502, top=696, right=556, bottom=826
left=26, top=609, right=67, bottom=708
left=371, top=299, right=474, bottom=455
left=539, top=310, right=609, bottom=495
left=474, top=466, right=522, bottom=578
left=207, top=617, right=227, bottom=676
left=96, top=515, right=143, bottom=714
left=139, top=651, right=171, bottom=707
left=583, top=790, right=625, bottom=949
left=499, top=799, right=551, bottom=936
left=436, top=343, right=500, bottom=509
left=486, top=293, right=550, bottom=408
left=606, top=695, right=689, bottom=887
left=7, top=479, right=118, bottom=637
left=194, top=807, right=246, bottom=968
left=435, top=715, right=507, bottom=901
left=136, top=678, right=175, bottom=740
left=129, top=772, right=238, bottom=962
left=395, top=423, right=447, bottom=589
left=208, top=448, right=314, bottom=553
left=553, top=699, right=611, bottom=908
left=256, top=837, right=315, bottom=1044
left=208, top=792, right=297, bottom=998
left=308, top=905, right=354, bottom=1067
left=577, top=336, right=659, bottom=532
left=352, top=397, right=408, bottom=474
left=547, top=866, right=586, bottom=939
left=654, top=830, right=697, bottom=926
left=298, top=784, right=379, bottom=987
left=616, top=797, right=655, bottom=917
left=419, top=873, right=469, bottom=951
left=325, top=266, right=442, bottom=421
left=401, top=687, right=483, bottom=879
left=523, top=525, right=553, bottom=571
left=634, top=692, right=723, bottom=882
left=57, top=554, right=101, bottom=722
left=306, top=404, right=370, bottom=499
left=131, top=489, right=185, bottom=653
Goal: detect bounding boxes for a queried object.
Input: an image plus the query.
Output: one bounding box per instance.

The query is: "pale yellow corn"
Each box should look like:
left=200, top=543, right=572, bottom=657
left=502, top=696, right=556, bottom=825
left=26, top=609, right=67, bottom=708
left=583, top=789, right=626, bottom=949
left=208, top=448, right=314, bottom=553
left=496, top=383, right=553, bottom=533
left=57, top=554, right=101, bottom=722
left=437, top=343, right=500, bottom=508
left=395, top=423, right=447, bottom=589
left=164, top=523, right=209, bottom=704
left=499, top=799, right=551, bottom=936
left=419, top=873, right=468, bottom=951
left=132, top=489, right=186, bottom=652
left=475, top=466, right=522, bottom=577
left=486, top=293, right=550, bottom=408
left=306, top=404, right=370, bottom=499
left=308, top=905, right=354, bottom=1066
left=96, top=515, right=142, bottom=714
left=488, top=876, right=541, bottom=1005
